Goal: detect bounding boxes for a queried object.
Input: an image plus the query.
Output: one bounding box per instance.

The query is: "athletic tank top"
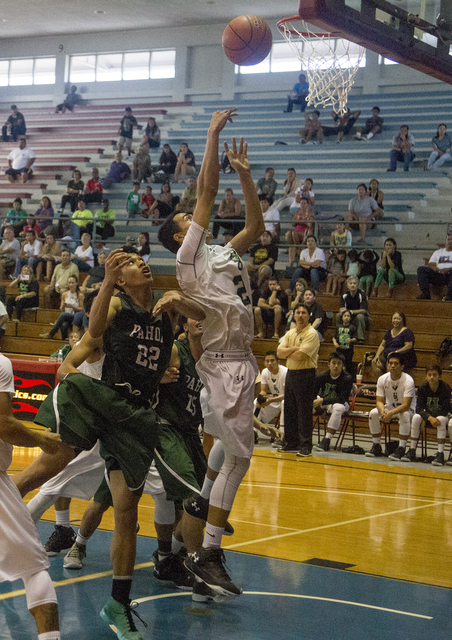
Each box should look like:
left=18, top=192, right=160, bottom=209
left=101, top=292, right=173, bottom=402
left=78, top=354, right=105, bottom=379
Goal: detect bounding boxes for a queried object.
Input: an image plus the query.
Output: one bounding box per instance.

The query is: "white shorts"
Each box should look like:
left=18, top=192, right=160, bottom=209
left=197, top=351, right=258, bottom=459
left=254, top=401, right=284, bottom=426
left=0, top=472, right=49, bottom=582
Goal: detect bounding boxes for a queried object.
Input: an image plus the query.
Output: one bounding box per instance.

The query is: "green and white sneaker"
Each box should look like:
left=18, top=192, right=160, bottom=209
left=100, top=597, right=146, bottom=640
left=63, top=542, right=86, bottom=570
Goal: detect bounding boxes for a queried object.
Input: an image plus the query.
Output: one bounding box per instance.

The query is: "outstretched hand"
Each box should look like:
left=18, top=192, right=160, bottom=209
left=209, top=109, right=238, bottom=133
left=224, top=137, right=250, bottom=175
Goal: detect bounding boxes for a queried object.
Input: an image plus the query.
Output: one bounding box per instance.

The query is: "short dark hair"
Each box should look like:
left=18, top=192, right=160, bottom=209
left=25, top=229, right=36, bottom=237
left=304, top=288, right=316, bottom=296
left=84, top=289, right=99, bottom=313
left=293, top=303, right=309, bottom=314
left=158, top=212, right=181, bottom=254
left=77, top=199, right=86, bottom=205
left=265, top=167, right=274, bottom=173
left=426, top=364, right=442, bottom=376
left=287, top=167, right=296, bottom=173
left=313, top=110, right=320, bottom=116
left=306, top=235, right=317, bottom=244
left=125, top=107, right=132, bottom=112
left=133, top=181, right=140, bottom=187
left=265, top=350, right=278, bottom=359
left=372, top=106, right=380, bottom=112
left=11, top=104, right=17, bottom=109
left=387, top=352, right=404, bottom=365
left=357, top=183, right=367, bottom=191
left=269, top=275, right=279, bottom=282
left=329, top=352, right=345, bottom=364
left=60, top=248, right=71, bottom=255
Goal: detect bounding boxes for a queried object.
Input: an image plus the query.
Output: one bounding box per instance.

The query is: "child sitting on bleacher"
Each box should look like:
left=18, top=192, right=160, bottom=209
left=346, top=249, right=360, bottom=277
left=50, top=329, right=80, bottom=361
left=326, top=248, right=347, bottom=296
left=358, top=249, right=379, bottom=296
left=126, top=181, right=141, bottom=226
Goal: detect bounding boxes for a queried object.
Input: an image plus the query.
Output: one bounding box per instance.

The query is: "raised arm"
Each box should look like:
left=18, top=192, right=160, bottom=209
left=89, top=249, right=127, bottom=339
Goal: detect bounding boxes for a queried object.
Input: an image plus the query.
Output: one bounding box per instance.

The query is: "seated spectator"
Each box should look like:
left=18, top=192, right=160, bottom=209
left=366, top=353, right=415, bottom=459
left=326, top=248, right=347, bottom=296
left=58, top=170, right=85, bottom=213
left=289, top=235, right=326, bottom=294
left=71, top=289, right=99, bottom=336
left=102, top=152, right=131, bottom=189
left=71, top=199, right=94, bottom=235
left=143, top=117, right=161, bottom=149
left=173, top=142, right=196, bottom=183
left=140, top=185, right=159, bottom=220
left=132, top=145, right=152, bottom=183
left=2, top=105, right=26, bottom=142
left=254, top=276, right=288, bottom=339
left=333, top=309, right=357, bottom=374
left=358, top=249, right=379, bottom=296
left=354, top=106, right=383, bottom=141
left=83, top=168, right=103, bottom=205
left=323, top=107, right=361, bottom=143
left=40, top=275, right=84, bottom=339
left=388, top=124, right=415, bottom=172
left=95, top=198, right=116, bottom=241
left=286, top=199, right=315, bottom=267
left=330, top=221, right=352, bottom=249
left=284, top=73, right=309, bottom=113
left=180, top=177, right=198, bottom=215
left=254, top=350, right=287, bottom=427
left=303, top=288, right=326, bottom=341
left=299, top=110, right=323, bottom=144
left=43, top=249, right=79, bottom=308
left=404, top=365, right=452, bottom=465
left=346, top=183, right=383, bottom=244
left=0, top=226, right=20, bottom=279
left=126, top=232, right=151, bottom=263
left=247, top=230, right=278, bottom=295
left=372, top=312, right=417, bottom=376
left=5, top=137, right=36, bottom=184
left=260, top=198, right=280, bottom=241
left=20, top=213, right=41, bottom=238
left=6, top=265, right=39, bottom=321
left=157, top=144, right=178, bottom=177
left=368, top=178, right=384, bottom=210
left=417, top=233, right=452, bottom=300
left=55, top=85, right=82, bottom=114
left=256, top=167, right=277, bottom=205
left=273, top=168, right=303, bottom=211
left=312, top=353, right=354, bottom=452
left=286, top=278, right=308, bottom=324
left=50, top=330, right=80, bottom=361
left=117, top=107, right=139, bottom=157
left=34, top=196, right=54, bottom=234
left=372, top=237, right=404, bottom=298
left=13, top=229, right=41, bottom=277
left=56, top=213, right=80, bottom=251
left=346, top=249, right=360, bottom=277
left=4, top=197, right=27, bottom=236
left=212, top=187, right=242, bottom=238
left=72, top=233, right=94, bottom=273
left=35, top=232, right=62, bottom=282
left=425, top=123, right=452, bottom=171
left=293, top=178, right=315, bottom=208
left=336, top=275, right=369, bottom=343
left=126, top=181, right=141, bottom=225
left=80, top=251, right=106, bottom=294
left=157, top=183, right=179, bottom=218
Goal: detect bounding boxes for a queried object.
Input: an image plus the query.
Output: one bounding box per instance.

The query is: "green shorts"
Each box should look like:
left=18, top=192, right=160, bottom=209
left=93, top=477, right=113, bottom=508
left=154, top=421, right=207, bottom=503
left=35, top=372, right=159, bottom=496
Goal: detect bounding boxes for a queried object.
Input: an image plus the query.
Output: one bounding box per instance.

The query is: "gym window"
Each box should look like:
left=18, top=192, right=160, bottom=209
left=69, top=49, right=176, bottom=83
left=0, top=57, right=56, bottom=86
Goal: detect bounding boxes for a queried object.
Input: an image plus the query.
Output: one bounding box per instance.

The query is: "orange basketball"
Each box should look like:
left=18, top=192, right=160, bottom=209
left=222, top=15, right=273, bottom=66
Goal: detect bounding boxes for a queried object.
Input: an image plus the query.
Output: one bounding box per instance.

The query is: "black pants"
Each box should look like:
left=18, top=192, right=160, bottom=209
left=417, top=266, right=452, bottom=298
left=212, top=216, right=245, bottom=239
left=2, top=125, right=26, bottom=142
left=60, top=194, right=80, bottom=213
left=283, top=368, right=316, bottom=450
left=96, top=224, right=115, bottom=240
left=6, top=295, right=37, bottom=320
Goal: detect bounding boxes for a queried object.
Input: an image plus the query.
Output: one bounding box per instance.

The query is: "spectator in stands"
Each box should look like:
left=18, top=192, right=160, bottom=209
left=274, top=168, right=302, bottom=211
left=256, top=167, right=277, bottom=204
left=157, top=183, right=179, bottom=218
left=55, top=85, right=82, bottom=114
left=368, top=178, right=384, bottom=210
left=173, top=142, right=196, bottom=183
left=347, top=183, right=383, bottom=244
left=425, top=123, right=452, bottom=171
left=4, top=198, right=27, bottom=236
left=366, top=353, right=415, bottom=459
left=43, top=248, right=79, bottom=308
left=330, top=220, right=352, bottom=249
left=21, top=213, right=41, bottom=239
left=354, top=106, right=384, bottom=141
left=143, top=117, right=161, bottom=149
left=276, top=303, right=320, bottom=456
left=0, top=226, right=20, bottom=279
left=289, top=235, right=327, bottom=294
left=6, top=265, right=39, bottom=321
left=254, top=350, right=287, bottom=427
left=56, top=213, right=80, bottom=250
left=285, top=277, right=308, bottom=328
left=58, top=170, right=85, bottom=213
left=71, top=199, right=94, bottom=235
left=326, top=248, right=347, bottom=296
left=299, top=110, right=323, bottom=145
left=286, top=198, right=315, bottom=267
left=117, top=107, right=139, bottom=157
left=372, top=311, right=417, bottom=376
left=102, top=152, right=131, bottom=189
left=260, top=198, right=280, bottom=241
left=254, top=276, right=288, bottom=339
left=388, top=124, right=415, bottom=172
left=358, top=249, right=379, bottom=296
left=180, top=177, right=198, bottom=215
left=2, top=105, right=26, bottom=142
left=247, top=230, right=278, bottom=295
left=50, top=329, right=80, bottom=360
left=303, top=288, right=326, bottom=341
left=35, top=232, right=61, bottom=282
left=83, top=168, right=103, bottom=205
left=372, top=237, right=405, bottom=298
left=141, top=185, right=158, bottom=220
left=40, top=275, right=84, bottom=339
left=80, top=251, right=106, bottom=294
left=95, top=198, right=116, bottom=241
left=313, top=352, right=354, bottom=452
left=417, top=233, right=452, bottom=300
left=132, top=144, right=152, bottom=183
left=126, top=232, right=151, bottom=263
left=323, top=108, right=361, bottom=144
left=71, top=233, right=94, bottom=273
left=211, top=187, right=242, bottom=238
left=333, top=309, right=356, bottom=374
left=13, top=229, right=41, bottom=277
left=34, top=196, right=54, bottom=235
left=403, top=365, right=452, bottom=465
left=126, top=181, right=141, bottom=225
left=5, top=137, right=36, bottom=184
left=346, top=249, right=360, bottom=277
left=284, top=73, right=309, bottom=113
left=336, top=275, right=369, bottom=343
left=157, top=143, right=178, bottom=177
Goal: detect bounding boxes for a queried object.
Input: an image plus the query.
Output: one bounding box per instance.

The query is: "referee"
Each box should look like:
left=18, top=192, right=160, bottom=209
left=276, top=303, right=320, bottom=457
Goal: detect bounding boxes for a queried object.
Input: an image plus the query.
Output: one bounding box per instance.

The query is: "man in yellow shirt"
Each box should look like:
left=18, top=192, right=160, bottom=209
left=276, top=303, right=320, bottom=456
left=71, top=199, right=94, bottom=235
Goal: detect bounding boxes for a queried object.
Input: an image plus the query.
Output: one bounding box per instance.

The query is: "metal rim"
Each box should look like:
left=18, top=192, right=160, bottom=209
left=276, top=15, right=332, bottom=38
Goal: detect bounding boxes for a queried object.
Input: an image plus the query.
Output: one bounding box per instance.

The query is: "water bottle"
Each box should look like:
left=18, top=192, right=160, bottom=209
left=57, top=349, right=63, bottom=364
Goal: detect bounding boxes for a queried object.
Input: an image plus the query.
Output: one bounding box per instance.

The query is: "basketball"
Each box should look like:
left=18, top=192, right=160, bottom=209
left=222, top=15, right=273, bottom=66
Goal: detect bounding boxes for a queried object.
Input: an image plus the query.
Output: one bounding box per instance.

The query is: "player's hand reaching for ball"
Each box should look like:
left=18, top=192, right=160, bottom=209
left=209, top=109, right=238, bottom=134
left=160, top=366, right=180, bottom=384
left=224, top=137, right=250, bottom=174
left=104, top=249, right=130, bottom=286
left=38, top=429, right=62, bottom=455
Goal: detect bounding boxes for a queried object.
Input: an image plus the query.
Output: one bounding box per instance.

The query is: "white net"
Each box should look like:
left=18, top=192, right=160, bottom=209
left=278, top=19, right=365, bottom=115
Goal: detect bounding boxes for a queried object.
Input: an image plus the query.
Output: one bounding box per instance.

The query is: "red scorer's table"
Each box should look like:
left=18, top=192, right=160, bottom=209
left=11, top=359, right=59, bottom=421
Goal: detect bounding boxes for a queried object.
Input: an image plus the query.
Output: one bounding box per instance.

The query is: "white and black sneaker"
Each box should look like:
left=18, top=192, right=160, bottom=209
left=185, top=548, right=241, bottom=599
left=432, top=452, right=445, bottom=466
left=388, top=446, right=406, bottom=461
left=313, top=437, right=330, bottom=452
left=152, top=550, right=194, bottom=590
left=192, top=578, right=227, bottom=603
left=365, top=443, right=383, bottom=458
left=44, top=525, right=76, bottom=556
left=401, top=448, right=416, bottom=462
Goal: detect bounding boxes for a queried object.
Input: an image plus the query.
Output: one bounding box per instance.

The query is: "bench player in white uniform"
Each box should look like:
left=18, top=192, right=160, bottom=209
left=158, top=109, right=265, bottom=598
left=0, top=353, right=62, bottom=640
left=254, top=350, right=287, bottom=428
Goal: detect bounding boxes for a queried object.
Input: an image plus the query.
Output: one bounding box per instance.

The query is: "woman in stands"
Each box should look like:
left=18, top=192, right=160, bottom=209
left=40, top=275, right=84, bottom=340
left=286, top=198, right=315, bottom=266
left=34, top=197, right=54, bottom=235
left=143, top=117, right=161, bottom=149
left=157, top=183, right=179, bottom=217
left=173, top=142, right=196, bottom=183
left=6, top=265, right=39, bottom=321
left=35, top=232, right=62, bottom=282
left=274, top=168, right=303, bottom=211
left=157, top=143, right=178, bottom=176
left=72, top=233, right=94, bottom=273
left=58, top=170, right=84, bottom=214
left=125, top=232, right=151, bottom=263
left=288, top=235, right=327, bottom=294
left=426, top=123, right=452, bottom=171
left=372, top=237, right=405, bottom=298
left=368, top=179, right=384, bottom=210
left=372, top=311, right=417, bottom=375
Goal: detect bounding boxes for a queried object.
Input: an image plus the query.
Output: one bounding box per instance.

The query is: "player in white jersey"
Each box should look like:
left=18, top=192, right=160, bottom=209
left=0, top=353, right=62, bottom=640
left=158, top=109, right=265, bottom=598
left=366, top=352, right=416, bottom=459
left=255, top=350, right=287, bottom=427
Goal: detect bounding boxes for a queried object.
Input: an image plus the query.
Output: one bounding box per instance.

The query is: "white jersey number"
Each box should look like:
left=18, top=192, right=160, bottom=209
left=136, top=345, right=160, bottom=371
left=186, top=393, right=197, bottom=416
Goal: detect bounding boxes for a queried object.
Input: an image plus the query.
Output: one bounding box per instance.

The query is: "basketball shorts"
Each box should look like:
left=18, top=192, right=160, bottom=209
left=93, top=462, right=166, bottom=508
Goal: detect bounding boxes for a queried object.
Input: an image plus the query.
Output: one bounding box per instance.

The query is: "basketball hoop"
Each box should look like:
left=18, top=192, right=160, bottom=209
left=277, top=16, right=365, bottom=115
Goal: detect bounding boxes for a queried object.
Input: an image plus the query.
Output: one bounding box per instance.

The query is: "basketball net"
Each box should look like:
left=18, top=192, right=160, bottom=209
left=277, top=18, right=365, bottom=115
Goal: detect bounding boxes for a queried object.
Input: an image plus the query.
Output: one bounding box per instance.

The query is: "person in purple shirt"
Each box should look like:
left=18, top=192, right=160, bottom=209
left=102, top=152, right=131, bottom=189
left=34, top=196, right=54, bottom=234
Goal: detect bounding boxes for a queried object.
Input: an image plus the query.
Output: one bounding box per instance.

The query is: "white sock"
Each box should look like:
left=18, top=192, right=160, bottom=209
left=55, top=509, right=71, bottom=528
left=171, top=534, right=184, bottom=554
left=38, top=633, right=61, bottom=640
left=355, top=131, right=362, bottom=138
left=366, top=132, right=374, bottom=140
left=438, top=443, right=445, bottom=453
left=200, top=477, right=214, bottom=500
left=326, top=432, right=334, bottom=440
left=372, top=436, right=381, bottom=444
left=76, top=531, right=90, bottom=546
left=203, top=523, right=224, bottom=549
left=398, top=439, right=407, bottom=449
left=410, top=439, right=417, bottom=450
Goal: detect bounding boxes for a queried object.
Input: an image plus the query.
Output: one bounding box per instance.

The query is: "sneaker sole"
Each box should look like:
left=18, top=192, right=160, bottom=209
left=312, top=446, right=328, bottom=452
left=388, top=456, right=403, bottom=461
left=99, top=608, right=144, bottom=640
left=185, top=567, right=241, bottom=600
left=63, top=561, right=83, bottom=569
left=432, top=462, right=444, bottom=466
left=296, top=452, right=312, bottom=457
